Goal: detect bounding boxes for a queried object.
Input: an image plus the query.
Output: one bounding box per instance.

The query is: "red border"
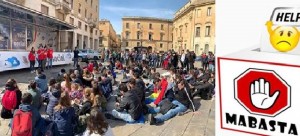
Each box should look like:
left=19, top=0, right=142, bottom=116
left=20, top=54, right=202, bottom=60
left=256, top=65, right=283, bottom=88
left=217, top=57, right=300, bottom=136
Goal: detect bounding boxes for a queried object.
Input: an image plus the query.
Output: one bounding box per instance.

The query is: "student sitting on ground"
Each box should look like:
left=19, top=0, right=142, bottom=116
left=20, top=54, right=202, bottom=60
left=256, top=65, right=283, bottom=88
left=27, top=80, right=42, bottom=109
left=35, top=68, right=48, bottom=94
left=75, top=88, right=93, bottom=115
left=61, top=73, right=71, bottom=92
left=149, top=80, right=195, bottom=125
left=70, top=83, right=83, bottom=100
left=83, top=108, right=114, bottom=136
left=11, top=93, right=42, bottom=136
left=105, top=84, right=143, bottom=123
left=46, top=83, right=61, bottom=117
left=53, top=92, right=77, bottom=136
left=70, top=73, right=83, bottom=86
left=91, top=81, right=107, bottom=111
left=1, top=79, right=22, bottom=119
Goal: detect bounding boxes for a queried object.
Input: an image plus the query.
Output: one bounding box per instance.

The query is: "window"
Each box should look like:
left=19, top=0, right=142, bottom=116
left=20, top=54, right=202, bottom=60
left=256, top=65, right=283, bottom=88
left=137, top=23, right=140, bottom=29
left=160, top=43, right=163, bottom=48
left=205, top=26, right=211, bottom=36
left=197, top=9, right=201, bottom=17
left=95, top=30, right=97, bottom=35
left=207, top=7, right=212, bottom=16
left=85, top=25, right=88, bottom=31
left=85, top=0, right=87, bottom=2
left=126, top=42, right=129, bottom=47
left=90, top=13, right=92, bottom=18
left=149, top=24, right=152, bottom=29
left=161, top=24, right=164, bottom=30
left=57, top=12, right=64, bottom=21
left=185, top=24, right=188, bottom=33
left=96, top=6, right=98, bottom=12
left=78, top=4, right=81, bottom=14
left=126, top=23, right=129, bottom=29
left=179, top=28, right=182, bottom=37
left=196, top=27, right=200, bottom=37
left=41, top=5, right=49, bottom=15
left=69, top=17, right=74, bottom=25
left=137, top=42, right=140, bottom=46
left=78, top=21, right=82, bottom=29
left=91, top=0, right=92, bottom=6
left=149, top=33, right=153, bottom=40
left=160, top=33, right=164, bottom=41
left=85, top=9, right=87, bottom=18
left=126, top=31, right=130, bottom=39
left=137, top=31, right=140, bottom=40
left=100, top=30, right=103, bottom=35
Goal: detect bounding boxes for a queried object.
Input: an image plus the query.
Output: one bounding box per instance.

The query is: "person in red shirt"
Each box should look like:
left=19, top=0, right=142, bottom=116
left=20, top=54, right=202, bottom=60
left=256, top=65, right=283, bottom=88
left=28, top=47, right=36, bottom=73
left=37, top=45, right=44, bottom=71
left=47, top=45, right=54, bottom=69
left=148, top=77, right=169, bottom=107
left=87, top=61, right=94, bottom=73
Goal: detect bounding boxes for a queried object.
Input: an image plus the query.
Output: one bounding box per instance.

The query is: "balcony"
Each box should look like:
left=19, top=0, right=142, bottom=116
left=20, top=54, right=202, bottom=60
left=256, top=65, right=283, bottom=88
left=4, top=0, right=25, bottom=5
left=178, top=37, right=183, bottom=42
left=87, top=18, right=97, bottom=29
left=54, top=0, right=72, bottom=14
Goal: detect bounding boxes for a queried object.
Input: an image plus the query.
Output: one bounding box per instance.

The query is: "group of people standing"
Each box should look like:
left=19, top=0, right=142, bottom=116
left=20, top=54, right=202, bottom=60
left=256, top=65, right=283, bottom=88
left=28, top=45, right=54, bottom=73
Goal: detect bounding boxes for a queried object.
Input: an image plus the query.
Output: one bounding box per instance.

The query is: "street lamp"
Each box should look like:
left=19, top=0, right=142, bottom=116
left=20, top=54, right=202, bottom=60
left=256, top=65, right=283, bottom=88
left=139, top=25, right=143, bottom=47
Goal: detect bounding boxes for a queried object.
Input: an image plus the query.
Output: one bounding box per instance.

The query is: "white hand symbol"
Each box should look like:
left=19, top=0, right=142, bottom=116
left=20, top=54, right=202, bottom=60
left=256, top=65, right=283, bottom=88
left=250, top=79, right=280, bottom=109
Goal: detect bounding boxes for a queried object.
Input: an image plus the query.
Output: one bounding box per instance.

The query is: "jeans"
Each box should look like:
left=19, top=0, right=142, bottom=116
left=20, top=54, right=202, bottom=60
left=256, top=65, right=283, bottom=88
left=73, top=58, right=78, bottom=67
left=38, top=60, right=42, bottom=69
left=111, top=109, right=135, bottom=123
left=154, top=100, right=187, bottom=123
left=30, top=61, right=35, bottom=71
left=47, top=58, right=53, bottom=68
left=41, top=59, right=46, bottom=71
left=209, top=64, right=215, bottom=71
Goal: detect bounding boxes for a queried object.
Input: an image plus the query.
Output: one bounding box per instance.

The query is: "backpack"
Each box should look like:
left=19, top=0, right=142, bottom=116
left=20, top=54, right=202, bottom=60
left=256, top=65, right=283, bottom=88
left=2, top=90, right=17, bottom=110
left=12, top=110, right=32, bottom=136
left=1, top=107, right=13, bottom=119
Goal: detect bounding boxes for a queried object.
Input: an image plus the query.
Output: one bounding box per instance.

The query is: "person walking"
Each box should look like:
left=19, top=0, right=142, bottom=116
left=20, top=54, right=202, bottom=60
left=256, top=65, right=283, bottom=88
left=28, top=47, right=36, bottom=73
left=73, top=47, right=79, bottom=67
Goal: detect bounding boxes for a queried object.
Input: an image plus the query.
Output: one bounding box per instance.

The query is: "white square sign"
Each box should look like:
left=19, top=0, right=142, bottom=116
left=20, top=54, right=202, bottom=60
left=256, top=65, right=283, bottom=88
left=218, top=48, right=300, bottom=135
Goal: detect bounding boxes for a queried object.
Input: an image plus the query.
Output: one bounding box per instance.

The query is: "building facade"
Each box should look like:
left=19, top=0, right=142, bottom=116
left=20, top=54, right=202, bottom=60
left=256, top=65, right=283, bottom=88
left=122, top=17, right=173, bottom=52
left=173, top=0, right=215, bottom=55
left=98, top=19, right=118, bottom=50
left=0, top=0, right=100, bottom=52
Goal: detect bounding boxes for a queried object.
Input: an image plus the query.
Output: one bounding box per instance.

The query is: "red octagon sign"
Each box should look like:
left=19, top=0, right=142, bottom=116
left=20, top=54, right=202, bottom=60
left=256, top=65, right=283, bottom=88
left=234, top=68, right=291, bottom=117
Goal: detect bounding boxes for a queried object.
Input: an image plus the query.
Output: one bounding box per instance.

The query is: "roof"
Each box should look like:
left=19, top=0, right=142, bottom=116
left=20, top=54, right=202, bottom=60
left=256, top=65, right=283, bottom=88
left=122, top=16, right=173, bottom=23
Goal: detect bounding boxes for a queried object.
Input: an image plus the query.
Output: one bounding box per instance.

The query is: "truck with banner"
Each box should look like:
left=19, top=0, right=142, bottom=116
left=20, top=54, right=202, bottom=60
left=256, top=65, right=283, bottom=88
left=0, top=51, right=73, bottom=72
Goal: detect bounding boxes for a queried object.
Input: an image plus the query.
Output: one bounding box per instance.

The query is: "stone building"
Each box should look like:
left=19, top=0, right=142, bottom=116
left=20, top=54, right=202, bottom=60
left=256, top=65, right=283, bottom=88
left=98, top=19, right=118, bottom=50
left=121, top=17, right=173, bottom=52
left=0, top=0, right=100, bottom=51
left=173, top=0, right=215, bottom=55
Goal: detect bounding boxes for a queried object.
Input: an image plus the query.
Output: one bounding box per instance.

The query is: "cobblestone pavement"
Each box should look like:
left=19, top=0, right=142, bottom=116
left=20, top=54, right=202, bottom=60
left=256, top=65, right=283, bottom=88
left=0, top=62, right=215, bottom=136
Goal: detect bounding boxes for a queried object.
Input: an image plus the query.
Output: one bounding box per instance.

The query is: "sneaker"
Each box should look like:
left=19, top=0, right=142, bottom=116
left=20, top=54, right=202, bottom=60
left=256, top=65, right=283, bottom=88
left=149, top=114, right=156, bottom=125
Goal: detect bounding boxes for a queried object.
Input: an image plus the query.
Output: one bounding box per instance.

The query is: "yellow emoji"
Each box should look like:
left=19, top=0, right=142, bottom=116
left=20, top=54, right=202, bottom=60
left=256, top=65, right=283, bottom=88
left=266, top=21, right=300, bottom=52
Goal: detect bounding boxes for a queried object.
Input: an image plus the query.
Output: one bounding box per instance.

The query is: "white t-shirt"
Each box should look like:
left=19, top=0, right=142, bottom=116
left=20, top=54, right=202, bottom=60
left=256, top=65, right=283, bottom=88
left=83, top=126, right=114, bottom=136
left=181, top=53, right=185, bottom=62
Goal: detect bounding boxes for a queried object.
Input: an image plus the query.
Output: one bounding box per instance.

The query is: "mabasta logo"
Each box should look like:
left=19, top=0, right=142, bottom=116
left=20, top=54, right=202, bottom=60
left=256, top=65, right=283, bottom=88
left=224, top=68, right=298, bottom=135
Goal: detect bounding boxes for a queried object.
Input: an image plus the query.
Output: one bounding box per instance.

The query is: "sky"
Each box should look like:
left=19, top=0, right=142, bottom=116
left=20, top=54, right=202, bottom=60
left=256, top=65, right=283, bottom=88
left=99, top=0, right=189, bottom=34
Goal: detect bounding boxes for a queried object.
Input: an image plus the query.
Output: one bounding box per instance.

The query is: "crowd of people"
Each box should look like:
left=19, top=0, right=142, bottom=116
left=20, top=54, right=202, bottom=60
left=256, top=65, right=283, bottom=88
left=2, top=48, right=215, bottom=136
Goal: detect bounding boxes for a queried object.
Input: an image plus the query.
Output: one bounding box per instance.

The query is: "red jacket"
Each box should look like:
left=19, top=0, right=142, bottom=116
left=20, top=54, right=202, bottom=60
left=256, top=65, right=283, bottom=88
left=28, top=52, right=35, bottom=61
left=154, top=78, right=168, bottom=105
left=87, top=63, right=94, bottom=73
left=47, top=49, right=53, bottom=59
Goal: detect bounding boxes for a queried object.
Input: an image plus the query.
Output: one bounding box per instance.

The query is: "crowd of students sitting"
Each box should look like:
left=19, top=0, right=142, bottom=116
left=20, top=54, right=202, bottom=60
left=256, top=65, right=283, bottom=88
left=1, top=51, right=215, bottom=136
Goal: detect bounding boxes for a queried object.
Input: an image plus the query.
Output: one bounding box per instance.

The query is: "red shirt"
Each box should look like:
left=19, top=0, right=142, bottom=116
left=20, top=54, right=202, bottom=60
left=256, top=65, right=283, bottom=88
left=47, top=49, right=53, bottom=58
left=28, top=52, right=35, bottom=61
left=154, top=78, right=168, bottom=105
left=37, top=49, right=46, bottom=60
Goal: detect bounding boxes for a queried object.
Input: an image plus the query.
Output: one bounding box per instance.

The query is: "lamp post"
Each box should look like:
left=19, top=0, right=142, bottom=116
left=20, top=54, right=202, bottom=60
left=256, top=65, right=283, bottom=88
left=140, top=25, right=143, bottom=47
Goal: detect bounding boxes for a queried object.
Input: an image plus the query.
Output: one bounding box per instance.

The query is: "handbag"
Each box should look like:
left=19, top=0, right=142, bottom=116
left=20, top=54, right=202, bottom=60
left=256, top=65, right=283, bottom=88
left=159, top=99, right=177, bottom=115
